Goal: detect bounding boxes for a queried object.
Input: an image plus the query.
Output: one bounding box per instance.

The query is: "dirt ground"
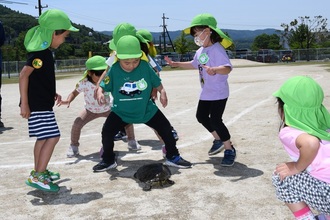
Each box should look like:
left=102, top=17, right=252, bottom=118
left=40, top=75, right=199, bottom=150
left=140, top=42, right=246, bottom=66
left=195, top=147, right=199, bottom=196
left=0, top=60, right=329, bottom=220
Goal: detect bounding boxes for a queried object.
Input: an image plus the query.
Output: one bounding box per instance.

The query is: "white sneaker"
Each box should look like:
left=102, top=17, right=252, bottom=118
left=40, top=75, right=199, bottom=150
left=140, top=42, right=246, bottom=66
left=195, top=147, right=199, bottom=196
left=67, top=145, right=79, bottom=157
left=127, top=140, right=141, bottom=151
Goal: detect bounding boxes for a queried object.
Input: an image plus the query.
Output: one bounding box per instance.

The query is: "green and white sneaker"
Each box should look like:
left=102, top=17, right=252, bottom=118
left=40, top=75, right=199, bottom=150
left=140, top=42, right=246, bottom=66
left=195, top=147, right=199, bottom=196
left=25, top=171, right=60, bottom=192
left=30, top=169, right=60, bottom=181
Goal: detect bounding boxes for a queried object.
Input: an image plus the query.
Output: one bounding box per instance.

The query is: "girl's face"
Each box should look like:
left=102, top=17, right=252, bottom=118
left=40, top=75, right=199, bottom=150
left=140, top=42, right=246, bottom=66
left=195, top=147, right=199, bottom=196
left=119, top=58, right=140, bottom=72
left=51, top=30, right=70, bottom=49
left=193, top=28, right=211, bottom=47
left=88, top=70, right=103, bottom=84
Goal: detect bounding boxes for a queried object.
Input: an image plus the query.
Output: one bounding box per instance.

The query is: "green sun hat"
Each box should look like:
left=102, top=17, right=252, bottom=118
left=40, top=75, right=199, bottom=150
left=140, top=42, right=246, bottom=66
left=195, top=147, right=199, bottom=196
left=183, top=13, right=233, bottom=49
left=137, top=29, right=153, bottom=42
left=86, top=55, right=107, bottom=70
left=81, top=55, right=107, bottom=80
left=116, top=35, right=142, bottom=59
left=109, top=22, right=147, bottom=51
left=24, top=9, right=79, bottom=52
left=273, top=76, right=330, bottom=140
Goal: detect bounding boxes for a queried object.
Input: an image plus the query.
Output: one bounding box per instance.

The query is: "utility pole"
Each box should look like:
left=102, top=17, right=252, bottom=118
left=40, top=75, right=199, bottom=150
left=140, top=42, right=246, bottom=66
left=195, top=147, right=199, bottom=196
left=160, top=13, right=175, bottom=53
left=35, top=0, right=48, bottom=16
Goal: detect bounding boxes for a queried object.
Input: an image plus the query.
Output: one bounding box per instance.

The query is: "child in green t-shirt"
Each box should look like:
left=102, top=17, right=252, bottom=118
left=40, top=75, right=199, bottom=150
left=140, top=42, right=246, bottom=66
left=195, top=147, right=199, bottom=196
left=94, top=35, right=192, bottom=171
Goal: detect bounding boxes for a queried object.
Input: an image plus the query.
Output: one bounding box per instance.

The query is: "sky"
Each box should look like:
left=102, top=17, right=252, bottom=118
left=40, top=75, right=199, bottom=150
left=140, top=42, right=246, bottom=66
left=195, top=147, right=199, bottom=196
left=1, top=0, right=330, bottom=32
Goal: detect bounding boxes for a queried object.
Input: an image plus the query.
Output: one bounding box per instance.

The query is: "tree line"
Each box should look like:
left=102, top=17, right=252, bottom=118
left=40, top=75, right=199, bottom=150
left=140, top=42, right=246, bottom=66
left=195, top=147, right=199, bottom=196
left=1, top=4, right=329, bottom=61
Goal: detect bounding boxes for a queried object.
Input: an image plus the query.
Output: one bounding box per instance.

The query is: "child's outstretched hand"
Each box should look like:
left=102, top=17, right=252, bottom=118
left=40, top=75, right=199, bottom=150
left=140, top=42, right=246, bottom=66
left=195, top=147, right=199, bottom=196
left=164, top=56, right=173, bottom=67
left=58, top=100, right=71, bottom=108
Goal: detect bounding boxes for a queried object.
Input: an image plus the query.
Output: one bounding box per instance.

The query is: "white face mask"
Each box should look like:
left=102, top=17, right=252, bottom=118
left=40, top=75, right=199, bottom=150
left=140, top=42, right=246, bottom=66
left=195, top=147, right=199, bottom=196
left=194, top=29, right=208, bottom=47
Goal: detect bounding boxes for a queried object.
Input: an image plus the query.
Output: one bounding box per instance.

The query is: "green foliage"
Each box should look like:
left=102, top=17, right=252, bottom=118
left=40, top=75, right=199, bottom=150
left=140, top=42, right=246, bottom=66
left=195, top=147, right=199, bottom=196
left=281, top=16, right=328, bottom=50
left=0, top=5, right=111, bottom=60
left=251, top=33, right=282, bottom=50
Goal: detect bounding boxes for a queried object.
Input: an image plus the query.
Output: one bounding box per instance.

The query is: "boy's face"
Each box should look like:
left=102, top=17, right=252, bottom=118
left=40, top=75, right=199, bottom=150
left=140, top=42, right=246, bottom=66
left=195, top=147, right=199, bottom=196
left=51, top=30, right=70, bottom=49
left=119, top=58, right=140, bottom=72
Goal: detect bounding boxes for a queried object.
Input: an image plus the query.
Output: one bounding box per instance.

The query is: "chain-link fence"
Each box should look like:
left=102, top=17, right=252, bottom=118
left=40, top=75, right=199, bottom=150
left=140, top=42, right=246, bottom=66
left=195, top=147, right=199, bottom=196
left=1, top=59, right=87, bottom=78
left=2, top=48, right=330, bottom=78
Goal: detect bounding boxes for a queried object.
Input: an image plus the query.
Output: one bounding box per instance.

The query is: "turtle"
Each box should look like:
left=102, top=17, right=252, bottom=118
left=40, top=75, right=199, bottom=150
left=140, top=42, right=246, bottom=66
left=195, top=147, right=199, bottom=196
left=133, top=163, right=174, bottom=191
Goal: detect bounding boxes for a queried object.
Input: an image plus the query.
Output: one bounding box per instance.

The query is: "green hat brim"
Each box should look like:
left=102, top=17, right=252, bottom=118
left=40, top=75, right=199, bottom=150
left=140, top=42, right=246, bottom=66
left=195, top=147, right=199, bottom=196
left=117, top=53, right=142, bottom=60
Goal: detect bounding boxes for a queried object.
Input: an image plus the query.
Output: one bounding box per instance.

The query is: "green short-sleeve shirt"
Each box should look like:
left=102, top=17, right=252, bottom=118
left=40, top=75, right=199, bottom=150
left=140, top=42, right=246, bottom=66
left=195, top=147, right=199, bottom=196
left=100, top=60, right=161, bottom=123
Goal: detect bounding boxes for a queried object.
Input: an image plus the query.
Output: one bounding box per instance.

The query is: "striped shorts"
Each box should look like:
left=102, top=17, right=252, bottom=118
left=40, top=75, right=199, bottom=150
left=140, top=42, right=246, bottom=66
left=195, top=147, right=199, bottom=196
left=28, top=111, right=60, bottom=140
left=272, top=171, right=330, bottom=215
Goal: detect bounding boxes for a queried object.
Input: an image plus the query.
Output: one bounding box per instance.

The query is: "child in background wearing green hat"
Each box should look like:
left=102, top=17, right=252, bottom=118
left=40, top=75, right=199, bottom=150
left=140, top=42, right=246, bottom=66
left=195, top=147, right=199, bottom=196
left=59, top=56, right=141, bottom=157
left=272, top=76, right=330, bottom=220
left=19, top=9, right=79, bottom=192
left=137, top=28, right=180, bottom=157
left=164, top=13, right=236, bottom=166
left=94, top=35, right=192, bottom=171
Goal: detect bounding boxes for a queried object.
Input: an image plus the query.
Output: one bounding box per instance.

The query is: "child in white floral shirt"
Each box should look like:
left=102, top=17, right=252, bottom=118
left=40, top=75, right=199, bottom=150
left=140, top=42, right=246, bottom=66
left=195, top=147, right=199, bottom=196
left=60, top=55, right=139, bottom=157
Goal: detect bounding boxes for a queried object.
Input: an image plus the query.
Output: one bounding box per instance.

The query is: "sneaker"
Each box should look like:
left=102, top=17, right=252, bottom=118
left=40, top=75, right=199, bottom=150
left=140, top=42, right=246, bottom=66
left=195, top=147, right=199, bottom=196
left=220, top=146, right=236, bottom=167
left=25, top=171, right=60, bottom=192
left=46, top=169, right=60, bottom=181
left=30, top=169, right=60, bottom=181
left=114, top=131, right=127, bottom=141
left=127, top=140, right=141, bottom=151
left=161, top=145, right=166, bottom=158
left=0, top=121, right=4, bottom=128
left=93, top=160, right=117, bottom=172
left=67, top=145, right=79, bottom=158
left=165, top=155, right=192, bottom=169
left=208, top=140, right=224, bottom=156
left=172, top=129, right=179, bottom=141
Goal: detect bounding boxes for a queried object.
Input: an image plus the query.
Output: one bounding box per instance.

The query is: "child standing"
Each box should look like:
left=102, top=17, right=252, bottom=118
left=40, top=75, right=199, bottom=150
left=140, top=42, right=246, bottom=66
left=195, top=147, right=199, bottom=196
left=19, top=9, right=79, bottom=192
left=59, top=55, right=140, bottom=157
left=94, top=35, right=192, bottom=171
left=164, top=13, right=236, bottom=166
left=272, top=76, right=330, bottom=220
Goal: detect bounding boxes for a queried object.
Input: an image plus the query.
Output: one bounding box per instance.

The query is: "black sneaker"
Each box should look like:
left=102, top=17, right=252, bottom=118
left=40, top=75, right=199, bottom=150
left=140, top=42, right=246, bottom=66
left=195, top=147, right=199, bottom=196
left=208, top=140, right=224, bottom=155
left=165, top=155, right=192, bottom=168
left=171, top=129, right=179, bottom=141
left=114, top=131, right=127, bottom=141
left=220, top=146, right=236, bottom=167
left=93, top=160, right=117, bottom=172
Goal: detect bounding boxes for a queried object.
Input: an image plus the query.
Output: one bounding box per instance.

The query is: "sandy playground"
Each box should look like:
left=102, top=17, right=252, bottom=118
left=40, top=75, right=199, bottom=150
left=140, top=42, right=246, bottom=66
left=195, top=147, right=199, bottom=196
left=0, top=59, right=329, bottom=220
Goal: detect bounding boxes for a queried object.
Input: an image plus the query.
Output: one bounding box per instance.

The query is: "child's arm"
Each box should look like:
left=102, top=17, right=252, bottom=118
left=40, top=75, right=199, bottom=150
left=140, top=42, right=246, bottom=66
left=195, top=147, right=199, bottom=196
left=19, top=65, right=34, bottom=119
left=164, top=56, right=194, bottom=69
left=58, top=90, right=79, bottom=107
left=156, top=83, right=167, bottom=108
left=96, top=86, right=106, bottom=105
left=201, top=65, right=232, bottom=75
left=275, top=133, right=319, bottom=181
left=94, top=66, right=110, bottom=99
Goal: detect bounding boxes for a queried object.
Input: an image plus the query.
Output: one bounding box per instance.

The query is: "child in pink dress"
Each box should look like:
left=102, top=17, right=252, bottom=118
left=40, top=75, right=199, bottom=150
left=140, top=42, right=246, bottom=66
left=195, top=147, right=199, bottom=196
left=272, top=76, right=330, bottom=220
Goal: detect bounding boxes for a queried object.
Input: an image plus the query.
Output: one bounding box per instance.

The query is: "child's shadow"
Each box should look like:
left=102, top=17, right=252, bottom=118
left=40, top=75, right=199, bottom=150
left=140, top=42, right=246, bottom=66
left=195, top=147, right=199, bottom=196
left=207, top=157, right=264, bottom=182
left=0, top=126, right=13, bottom=134
left=27, top=178, right=103, bottom=205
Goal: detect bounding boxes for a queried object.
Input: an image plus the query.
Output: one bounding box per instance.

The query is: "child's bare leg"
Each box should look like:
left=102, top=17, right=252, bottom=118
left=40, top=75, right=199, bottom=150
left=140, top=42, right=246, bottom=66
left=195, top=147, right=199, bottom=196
left=125, top=124, right=135, bottom=141
left=35, top=137, right=60, bottom=172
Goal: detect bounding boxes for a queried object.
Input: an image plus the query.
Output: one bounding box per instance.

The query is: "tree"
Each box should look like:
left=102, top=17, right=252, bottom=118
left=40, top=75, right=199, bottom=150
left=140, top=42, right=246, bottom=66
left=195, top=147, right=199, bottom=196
left=251, top=33, right=282, bottom=51
left=173, top=32, right=198, bottom=60
left=281, top=16, right=328, bottom=51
